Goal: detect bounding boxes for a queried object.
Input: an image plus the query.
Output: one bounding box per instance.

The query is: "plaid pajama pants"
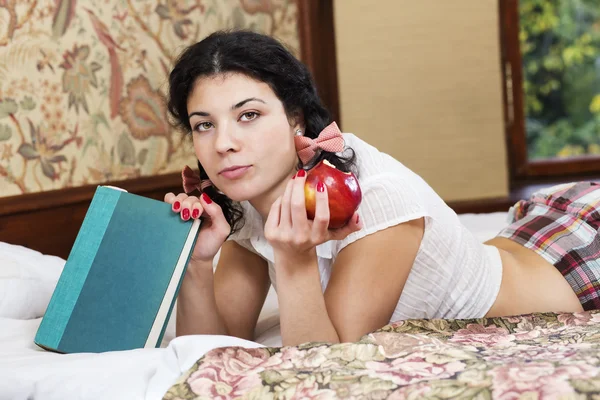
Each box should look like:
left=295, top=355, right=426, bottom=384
left=496, top=181, right=600, bottom=311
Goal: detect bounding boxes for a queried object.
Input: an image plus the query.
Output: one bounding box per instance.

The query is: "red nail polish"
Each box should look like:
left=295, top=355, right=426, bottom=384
left=173, top=201, right=181, bottom=211
left=317, top=182, right=325, bottom=193
left=202, top=193, right=212, bottom=204
left=182, top=208, right=190, bottom=220
left=192, top=209, right=199, bottom=219
left=291, top=174, right=295, bottom=179
left=297, top=169, right=306, bottom=178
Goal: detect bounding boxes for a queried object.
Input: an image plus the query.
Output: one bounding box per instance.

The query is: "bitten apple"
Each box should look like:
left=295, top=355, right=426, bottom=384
left=304, top=159, right=362, bottom=229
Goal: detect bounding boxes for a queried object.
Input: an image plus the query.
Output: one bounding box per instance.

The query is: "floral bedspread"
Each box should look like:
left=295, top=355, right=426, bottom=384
left=163, top=311, right=600, bottom=399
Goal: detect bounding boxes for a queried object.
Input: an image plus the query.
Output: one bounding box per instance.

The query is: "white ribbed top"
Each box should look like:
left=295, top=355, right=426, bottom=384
left=229, top=133, right=503, bottom=321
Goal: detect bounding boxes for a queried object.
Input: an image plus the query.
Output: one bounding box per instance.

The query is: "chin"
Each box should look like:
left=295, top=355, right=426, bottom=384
left=223, top=192, right=251, bottom=203
left=216, top=183, right=260, bottom=203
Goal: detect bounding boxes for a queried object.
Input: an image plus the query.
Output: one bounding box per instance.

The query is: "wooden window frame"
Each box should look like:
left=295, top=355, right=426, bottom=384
left=297, top=0, right=340, bottom=125
left=499, top=0, right=600, bottom=183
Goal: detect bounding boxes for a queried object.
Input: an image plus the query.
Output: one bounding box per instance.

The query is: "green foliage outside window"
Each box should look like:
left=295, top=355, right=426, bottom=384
left=520, top=0, right=600, bottom=159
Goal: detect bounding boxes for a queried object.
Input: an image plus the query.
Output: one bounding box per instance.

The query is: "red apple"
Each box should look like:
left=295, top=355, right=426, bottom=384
left=304, top=159, right=362, bottom=229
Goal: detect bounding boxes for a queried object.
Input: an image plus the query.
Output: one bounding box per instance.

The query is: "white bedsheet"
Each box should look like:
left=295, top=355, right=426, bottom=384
left=0, top=288, right=283, bottom=400
left=0, top=212, right=509, bottom=400
left=0, top=317, right=264, bottom=400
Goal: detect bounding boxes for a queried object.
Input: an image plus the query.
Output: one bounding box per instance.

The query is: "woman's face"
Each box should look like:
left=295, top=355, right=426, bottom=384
left=187, top=73, right=300, bottom=202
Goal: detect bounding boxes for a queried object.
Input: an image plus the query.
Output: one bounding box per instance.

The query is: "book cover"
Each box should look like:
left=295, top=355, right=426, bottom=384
left=34, top=185, right=200, bottom=354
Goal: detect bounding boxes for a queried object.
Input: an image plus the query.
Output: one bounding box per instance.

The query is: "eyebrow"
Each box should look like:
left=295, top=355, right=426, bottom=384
left=188, top=97, right=266, bottom=119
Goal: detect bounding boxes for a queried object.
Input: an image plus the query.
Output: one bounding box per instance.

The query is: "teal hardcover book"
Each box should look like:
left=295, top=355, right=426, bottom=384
left=34, top=185, right=200, bottom=354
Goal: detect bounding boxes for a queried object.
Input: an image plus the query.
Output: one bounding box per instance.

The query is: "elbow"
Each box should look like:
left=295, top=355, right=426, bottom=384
left=282, top=338, right=340, bottom=347
left=337, top=334, right=359, bottom=344
left=227, top=326, right=256, bottom=342
left=337, top=329, right=367, bottom=344
left=281, top=332, right=341, bottom=347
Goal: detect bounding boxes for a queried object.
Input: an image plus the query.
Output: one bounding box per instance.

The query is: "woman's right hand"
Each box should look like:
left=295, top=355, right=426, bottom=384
left=164, top=191, right=231, bottom=265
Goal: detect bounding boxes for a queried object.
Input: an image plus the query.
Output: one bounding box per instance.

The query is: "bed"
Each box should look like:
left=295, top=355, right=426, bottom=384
left=6, top=210, right=600, bottom=400
left=3, top=1, right=598, bottom=397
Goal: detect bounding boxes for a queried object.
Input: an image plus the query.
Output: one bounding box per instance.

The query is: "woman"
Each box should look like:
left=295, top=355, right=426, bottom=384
left=165, top=30, right=591, bottom=347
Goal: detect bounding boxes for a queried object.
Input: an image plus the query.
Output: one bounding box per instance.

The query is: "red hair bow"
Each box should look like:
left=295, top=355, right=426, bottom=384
left=294, top=121, right=345, bottom=164
left=182, top=165, right=212, bottom=194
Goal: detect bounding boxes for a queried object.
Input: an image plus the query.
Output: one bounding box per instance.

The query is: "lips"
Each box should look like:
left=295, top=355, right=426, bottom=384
left=219, top=165, right=248, bottom=173
left=218, top=165, right=252, bottom=179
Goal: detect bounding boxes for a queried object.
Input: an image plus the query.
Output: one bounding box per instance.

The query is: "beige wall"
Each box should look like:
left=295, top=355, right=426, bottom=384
left=333, top=0, right=509, bottom=202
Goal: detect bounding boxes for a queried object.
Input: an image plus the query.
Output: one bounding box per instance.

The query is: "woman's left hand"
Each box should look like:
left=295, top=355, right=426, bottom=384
left=264, top=169, right=362, bottom=263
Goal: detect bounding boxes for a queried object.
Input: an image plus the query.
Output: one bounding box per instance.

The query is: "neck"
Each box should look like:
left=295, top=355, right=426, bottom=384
left=249, top=171, right=296, bottom=222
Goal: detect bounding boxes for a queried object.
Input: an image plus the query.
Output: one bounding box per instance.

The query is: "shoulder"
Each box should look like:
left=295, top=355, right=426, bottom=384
left=332, top=133, right=430, bottom=256
left=342, top=132, right=428, bottom=216
left=333, top=173, right=428, bottom=255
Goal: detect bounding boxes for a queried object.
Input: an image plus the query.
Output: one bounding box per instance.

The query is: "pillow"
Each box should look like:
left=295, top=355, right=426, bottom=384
left=457, top=212, right=509, bottom=243
left=0, top=242, right=65, bottom=319
left=0, top=241, right=279, bottom=344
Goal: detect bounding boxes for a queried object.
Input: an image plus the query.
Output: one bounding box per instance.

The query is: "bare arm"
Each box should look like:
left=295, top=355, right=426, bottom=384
left=275, top=219, right=424, bottom=345
left=214, top=240, right=271, bottom=340
left=264, top=169, right=425, bottom=345
left=324, top=218, right=424, bottom=342
left=176, top=240, right=270, bottom=341
left=275, top=252, right=339, bottom=345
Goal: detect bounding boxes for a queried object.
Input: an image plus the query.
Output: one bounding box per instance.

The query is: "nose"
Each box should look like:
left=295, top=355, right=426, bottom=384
left=214, top=123, right=240, bottom=154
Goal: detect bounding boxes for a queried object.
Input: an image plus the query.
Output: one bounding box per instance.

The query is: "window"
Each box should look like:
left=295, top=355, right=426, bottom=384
left=500, top=0, right=600, bottom=179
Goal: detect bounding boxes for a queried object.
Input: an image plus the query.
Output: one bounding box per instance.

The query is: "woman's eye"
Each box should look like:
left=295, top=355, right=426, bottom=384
left=240, top=112, right=259, bottom=122
left=195, top=122, right=213, bottom=132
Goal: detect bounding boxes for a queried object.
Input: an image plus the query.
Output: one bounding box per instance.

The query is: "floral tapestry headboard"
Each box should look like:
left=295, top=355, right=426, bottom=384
left=0, top=0, right=299, bottom=198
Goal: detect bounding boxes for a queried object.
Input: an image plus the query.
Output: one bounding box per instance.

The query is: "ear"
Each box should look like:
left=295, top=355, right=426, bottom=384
left=290, top=109, right=305, bottom=131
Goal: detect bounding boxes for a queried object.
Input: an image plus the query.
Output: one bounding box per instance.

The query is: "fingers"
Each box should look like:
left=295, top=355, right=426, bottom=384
left=278, top=177, right=295, bottom=228
left=165, top=192, right=226, bottom=229
left=191, top=200, right=203, bottom=220
left=264, top=196, right=282, bottom=239
left=165, top=192, right=190, bottom=213
left=198, top=192, right=230, bottom=233
left=329, top=212, right=363, bottom=241
left=164, top=192, right=176, bottom=203
left=181, top=196, right=200, bottom=221
left=311, top=181, right=329, bottom=238
left=290, top=170, right=309, bottom=228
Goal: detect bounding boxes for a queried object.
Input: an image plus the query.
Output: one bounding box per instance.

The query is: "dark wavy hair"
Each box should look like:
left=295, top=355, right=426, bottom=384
left=167, top=29, right=357, bottom=235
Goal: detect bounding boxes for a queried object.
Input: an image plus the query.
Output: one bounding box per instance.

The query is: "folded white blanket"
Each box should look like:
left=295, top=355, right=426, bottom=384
left=0, top=317, right=264, bottom=400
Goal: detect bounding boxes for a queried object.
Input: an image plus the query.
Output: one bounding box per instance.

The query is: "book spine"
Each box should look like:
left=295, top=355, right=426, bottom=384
left=147, top=218, right=201, bottom=348
left=35, top=186, right=122, bottom=349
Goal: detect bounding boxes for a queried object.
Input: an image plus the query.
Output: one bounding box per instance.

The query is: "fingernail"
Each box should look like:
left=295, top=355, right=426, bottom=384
left=173, top=201, right=181, bottom=211
left=317, top=182, right=325, bottom=193
left=182, top=208, right=190, bottom=220
left=356, top=214, right=360, bottom=224
left=192, top=209, right=200, bottom=219
left=202, top=193, right=212, bottom=204
left=297, top=169, right=306, bottom=178
left=291, top=174, right=295, bottom=180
